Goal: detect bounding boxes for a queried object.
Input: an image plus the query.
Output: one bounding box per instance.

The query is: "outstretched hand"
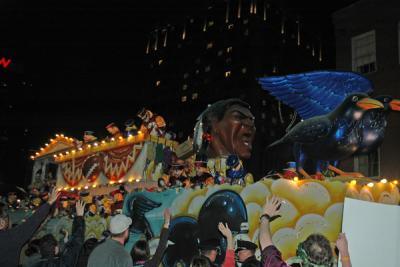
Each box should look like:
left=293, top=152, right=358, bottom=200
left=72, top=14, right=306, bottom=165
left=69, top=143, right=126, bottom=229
left=218, top=222, right=232, bottom=238
left=262, top=195, right=281, bottom=217
left=336, top=233, right=349, bottom=254
left=47, top=187, right=61, bottom=205
left=75, top=200, right=86, bottom=217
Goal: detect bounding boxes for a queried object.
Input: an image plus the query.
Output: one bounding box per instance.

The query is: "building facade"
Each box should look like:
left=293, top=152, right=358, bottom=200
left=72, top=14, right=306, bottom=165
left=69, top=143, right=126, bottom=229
left=143, top=0, right=329, bottom=177
left=333, top=0, right=400, bottom=178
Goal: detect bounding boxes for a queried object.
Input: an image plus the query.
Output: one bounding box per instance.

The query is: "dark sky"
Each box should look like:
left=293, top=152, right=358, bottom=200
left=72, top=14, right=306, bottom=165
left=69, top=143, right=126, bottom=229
left=0, top=0, right=358, bottom=186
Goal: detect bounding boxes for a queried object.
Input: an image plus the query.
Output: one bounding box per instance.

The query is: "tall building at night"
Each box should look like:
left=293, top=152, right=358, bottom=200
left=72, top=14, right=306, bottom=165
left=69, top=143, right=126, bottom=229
left=143, top=0, right=331, bottom=177
left=333, top=0, right=400, bottom=178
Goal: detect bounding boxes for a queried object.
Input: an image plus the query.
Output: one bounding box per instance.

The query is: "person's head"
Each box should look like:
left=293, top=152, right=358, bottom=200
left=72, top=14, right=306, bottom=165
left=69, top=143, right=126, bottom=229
left=202, top=99, right=256, bottom=160
left=131, top=240, right=150, bottom=263
left=106, top=123, right=120, bottom=135
left=199, top=239, right=220, bottom=263
left=236, top=240, right=257, bottom=262
left=170, top=160, right=186, bottom=178
left=25, top=239, right=41, bottom=256
left=39, top=234, right=59, bottom=258
left=296, top=234, right=334, bottom=267
left=190, top=255, right=211, bottom=267
left=109, top=214, right=132, bottom=243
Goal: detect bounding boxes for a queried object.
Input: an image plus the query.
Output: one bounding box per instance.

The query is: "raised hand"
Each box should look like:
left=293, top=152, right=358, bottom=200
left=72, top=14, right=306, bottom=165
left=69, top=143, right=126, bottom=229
left=262, top=195, right=281, bottom=217
left=163, top=208, right=171, bottom=228
left=75, top=200, right=86, bottom=217
left=336, top=233, right=350, bottom=254
left=47, top=187, right=61, bottom=205
left=218, top=222, right=232, bottom=238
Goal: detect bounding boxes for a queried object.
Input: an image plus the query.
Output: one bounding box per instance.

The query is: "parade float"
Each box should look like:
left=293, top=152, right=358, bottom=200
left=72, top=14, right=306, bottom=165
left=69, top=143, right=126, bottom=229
left=26, top=71, right=400, bottom=266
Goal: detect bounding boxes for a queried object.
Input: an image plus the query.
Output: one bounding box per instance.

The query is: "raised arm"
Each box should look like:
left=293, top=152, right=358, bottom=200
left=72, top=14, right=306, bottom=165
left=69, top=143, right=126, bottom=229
left=12, top=187, right=59, bottom=243
left=144, top=208, right=171, bottom=267
left=259, top=196, right=281, bottom=250
left=60, top=200, right=86, bottom=267
left=218, top=222, right=234, bottom=267
left=336, top=233, right=352, bottom=267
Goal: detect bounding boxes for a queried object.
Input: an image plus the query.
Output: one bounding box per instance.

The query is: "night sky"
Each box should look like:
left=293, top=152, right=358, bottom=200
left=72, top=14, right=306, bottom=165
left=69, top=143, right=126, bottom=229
left=0, top=0, right=357, bottom=187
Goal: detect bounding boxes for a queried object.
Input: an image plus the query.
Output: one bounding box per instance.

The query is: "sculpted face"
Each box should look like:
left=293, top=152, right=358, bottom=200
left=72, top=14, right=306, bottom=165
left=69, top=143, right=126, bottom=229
left=209, top=104, right=256, bottom=159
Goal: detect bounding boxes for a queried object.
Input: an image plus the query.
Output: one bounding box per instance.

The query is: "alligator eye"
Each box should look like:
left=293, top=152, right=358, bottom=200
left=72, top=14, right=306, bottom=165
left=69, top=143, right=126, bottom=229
left=352, top=96, right=359, bottom=102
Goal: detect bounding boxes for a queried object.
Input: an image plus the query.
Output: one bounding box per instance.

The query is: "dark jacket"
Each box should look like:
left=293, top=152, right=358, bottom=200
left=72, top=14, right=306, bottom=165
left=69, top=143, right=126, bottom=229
left=133, top=227, right=169, bottom=267
left=32, top=216, right=85, bottom=267
left=241, top=255, right=261, bottom=267
left=0, top=202, right=51, bottom=267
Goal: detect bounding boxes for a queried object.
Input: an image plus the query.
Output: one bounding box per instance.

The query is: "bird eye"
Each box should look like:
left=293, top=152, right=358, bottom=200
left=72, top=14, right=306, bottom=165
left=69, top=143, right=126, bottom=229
left=352, top=96, right=358, bottom=102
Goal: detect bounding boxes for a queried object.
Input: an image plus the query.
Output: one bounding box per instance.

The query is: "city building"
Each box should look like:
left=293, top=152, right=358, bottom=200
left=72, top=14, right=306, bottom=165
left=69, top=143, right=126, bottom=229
left=143, top=0, right=329, bottom=177
left=333, top=0, right=400, bottom=178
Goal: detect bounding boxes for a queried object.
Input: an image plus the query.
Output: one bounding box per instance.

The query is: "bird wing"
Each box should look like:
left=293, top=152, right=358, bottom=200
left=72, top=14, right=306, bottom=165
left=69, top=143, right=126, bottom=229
left=128, top=194, right=162, bottom=219
left=269, top=116, right=332, bottom=147
left=258, top=71, right=373, bottom=120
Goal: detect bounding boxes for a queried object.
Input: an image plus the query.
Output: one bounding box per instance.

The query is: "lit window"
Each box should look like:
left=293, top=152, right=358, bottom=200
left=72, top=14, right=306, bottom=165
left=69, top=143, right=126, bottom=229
left=244, top=29, right=249, bottom=36
left=184, top=73, right=189, bottom=79
left=195, top=69, right=200, bottom=74
left=218, top=50, right=223, bottom=56
left=181, top=96, right=187, bottom=102
left=182, top=84, right=188, bottom=90
left=192, top=93, right=198, bottom=100
left=261, top=113, right=266, bottom=119
left=227, top=46, right=233, bottom=53
left=190, top=18, right=195, bottom=23
left=156, top=80, right=161, bottom=87
left=241, top=67, right=247, bottom=74
left=158, top=59, right=163, bottom=65
left=228, top=24, right=234, bottom=30
left=207, top=42, right=213, bottom=49
left=205, top=65, right=211, bottom=72
left=243, top=19, right=248, bottom=25
left=225, top=71, right=231, bottom=78
left=262, top=99, right=267, bottom=106
left=351, top=30, right=377, bottom=74
left=208, top=21, right=214, bottom=27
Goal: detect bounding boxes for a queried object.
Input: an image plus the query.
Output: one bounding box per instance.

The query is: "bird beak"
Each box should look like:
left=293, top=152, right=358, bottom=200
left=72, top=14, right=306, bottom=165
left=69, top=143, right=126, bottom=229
left=356, top=98, right=384, bottom=110
left=389, top=99, right=400, bottom=111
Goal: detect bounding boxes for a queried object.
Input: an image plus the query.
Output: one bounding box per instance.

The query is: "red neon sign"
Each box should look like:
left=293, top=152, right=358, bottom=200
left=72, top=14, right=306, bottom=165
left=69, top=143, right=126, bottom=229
left=0, top=57, right=11, bottom=68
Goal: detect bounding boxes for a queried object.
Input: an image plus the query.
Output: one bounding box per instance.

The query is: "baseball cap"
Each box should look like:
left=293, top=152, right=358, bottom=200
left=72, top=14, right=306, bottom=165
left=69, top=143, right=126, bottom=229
left=235, top=240, right=257, bottom=252
left=109, top=214, right=132, bottom=234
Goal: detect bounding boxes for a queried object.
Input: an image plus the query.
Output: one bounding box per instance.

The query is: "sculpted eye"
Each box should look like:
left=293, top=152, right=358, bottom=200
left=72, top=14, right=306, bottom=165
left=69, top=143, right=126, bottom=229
left=352, top=96, right=358, bottom=102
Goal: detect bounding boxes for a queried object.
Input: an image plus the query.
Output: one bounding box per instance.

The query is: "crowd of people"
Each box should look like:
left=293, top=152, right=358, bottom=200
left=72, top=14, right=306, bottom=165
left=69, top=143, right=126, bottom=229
left=0, top=182, right=353, bottom=267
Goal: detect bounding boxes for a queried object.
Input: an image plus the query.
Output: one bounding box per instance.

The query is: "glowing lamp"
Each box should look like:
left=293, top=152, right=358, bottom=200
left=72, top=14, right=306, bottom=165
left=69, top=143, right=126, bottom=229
left=367, top=182, right=374, bottom=188
left=35, top=152, right=39, bottom=155
left=70, top=188, right=75, bottom=191
left=84, top=186, right=89, bottom=190
left=64, top=187, right=69, bottom=191
left=101, top=140, right=106, bottom=144
left=94, top=142, right=98, bottom=147
left=92, top=184, right=97, bottom=188
left=111, top=137, right=115, bottom=141
left=55, top=134, right=59, bottom=137
left=45, top=143, right=49, bottom=146
left=119, top=136, right=123, bottom=140
left=393, top=180, right=398, bottom=185
left=138, top=131, right=142, bottom=134
left=78, top=147, right=83, bottom=151
left=77, top=187, right=81, bottom=190
left=135, top=178, right=141, bottom=182
left=350, top=180, right=357, bottom=185
left=118, top=179, right=123, bottom=183
left=380, top=178, right=388, bottom=184
left=293, top=177, right=299, bottom=182
left=129, top=178, right=134, bottom=182
left=30, top=156, right=34, bottom=159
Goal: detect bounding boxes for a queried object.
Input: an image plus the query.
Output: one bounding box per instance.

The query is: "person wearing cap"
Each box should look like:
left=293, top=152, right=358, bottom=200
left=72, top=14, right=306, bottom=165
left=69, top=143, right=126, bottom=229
left=199, top=223, right=235, bottom=267
left=191, top=160, right=214, bottom=188
left=87, top=213, right=133, bottom=267
left=236, top=240, right=260, bottom=267
left=106, top=122, right=122, bottom=139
